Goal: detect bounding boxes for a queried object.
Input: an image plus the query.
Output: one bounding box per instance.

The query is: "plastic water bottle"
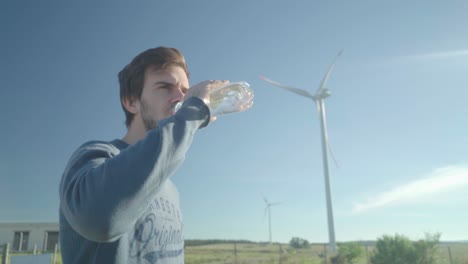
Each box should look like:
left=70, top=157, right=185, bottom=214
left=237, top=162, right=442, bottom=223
left=208, top=81, right=254, bottom=116
left=175, top=81, right=254, bottom=117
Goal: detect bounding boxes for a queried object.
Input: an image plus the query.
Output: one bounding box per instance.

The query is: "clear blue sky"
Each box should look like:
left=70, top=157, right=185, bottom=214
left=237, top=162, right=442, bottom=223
left=1, top=0, right=467, bottom=243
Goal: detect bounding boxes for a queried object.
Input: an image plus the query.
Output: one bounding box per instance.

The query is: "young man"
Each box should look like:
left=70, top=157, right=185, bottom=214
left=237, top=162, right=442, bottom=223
left=59, top=47, right=228, bottom=263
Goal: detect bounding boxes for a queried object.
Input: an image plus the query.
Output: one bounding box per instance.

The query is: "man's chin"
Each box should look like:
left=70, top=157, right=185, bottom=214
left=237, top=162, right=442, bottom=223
left=143, top=121, right=157, bottom=131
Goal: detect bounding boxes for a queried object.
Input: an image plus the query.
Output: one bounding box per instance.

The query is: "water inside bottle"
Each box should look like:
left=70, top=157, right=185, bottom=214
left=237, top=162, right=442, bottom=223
left=209, top=82, right=251, bottom=113
left=209, top=82, right=253, bottom=116
left=174, top=81, right=253, bottom=116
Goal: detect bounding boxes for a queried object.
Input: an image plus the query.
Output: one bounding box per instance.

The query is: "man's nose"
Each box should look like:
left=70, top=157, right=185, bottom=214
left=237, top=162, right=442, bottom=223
left=172, top=87, right=185, bottom=102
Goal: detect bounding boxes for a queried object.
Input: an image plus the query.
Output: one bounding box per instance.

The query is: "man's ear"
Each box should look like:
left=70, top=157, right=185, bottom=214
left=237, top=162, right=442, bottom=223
left=122, top=96, right=139, bottom=115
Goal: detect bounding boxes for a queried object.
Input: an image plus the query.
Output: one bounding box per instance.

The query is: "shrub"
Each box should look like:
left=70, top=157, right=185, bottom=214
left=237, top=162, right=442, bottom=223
left=289, top=237, right=310, bottom=249
left=330, top=242, right=363, bottom=264
left=371, top=233, right=440, bottom=264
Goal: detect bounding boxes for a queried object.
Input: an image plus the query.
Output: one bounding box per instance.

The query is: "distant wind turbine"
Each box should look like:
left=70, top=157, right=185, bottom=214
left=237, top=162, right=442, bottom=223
left=259, top=50, right=343, bottom=253
left=262, top=195, right=280, bottom=244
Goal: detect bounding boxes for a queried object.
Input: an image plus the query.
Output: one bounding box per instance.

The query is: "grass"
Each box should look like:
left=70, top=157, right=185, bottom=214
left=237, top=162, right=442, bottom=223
left=437, top=243, right=468, bottom=264
left=184, top=242, right=468, bottom=264
left=1, top=242, right=467, bottom=264
left=185, top=243, right=337, bottom=264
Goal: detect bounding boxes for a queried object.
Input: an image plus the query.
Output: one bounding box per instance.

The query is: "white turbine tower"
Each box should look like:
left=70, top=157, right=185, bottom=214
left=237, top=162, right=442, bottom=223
left=260, top=50, right=343, bottom=253
left=262, top=195, right=280, bottom=244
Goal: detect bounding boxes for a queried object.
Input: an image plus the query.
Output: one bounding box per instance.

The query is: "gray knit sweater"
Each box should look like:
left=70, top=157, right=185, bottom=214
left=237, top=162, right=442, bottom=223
left=59, top=97, right=210, bottom=264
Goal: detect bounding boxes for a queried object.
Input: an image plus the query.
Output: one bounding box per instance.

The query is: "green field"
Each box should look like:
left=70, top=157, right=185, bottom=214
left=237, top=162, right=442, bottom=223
left=184, top=242, right=468, bottom=264
left=1, top=242, right=467, bottom=264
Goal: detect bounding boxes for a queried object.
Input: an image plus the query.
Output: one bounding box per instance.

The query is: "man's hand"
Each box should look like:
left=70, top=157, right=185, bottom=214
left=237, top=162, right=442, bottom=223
left=185, top=80, right=229, bottom=106
left=184, top=80, right=229, bottom=122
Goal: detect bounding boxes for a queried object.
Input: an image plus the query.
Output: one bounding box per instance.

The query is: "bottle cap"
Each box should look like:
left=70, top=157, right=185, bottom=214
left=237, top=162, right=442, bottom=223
left=174, top=102, right=182, bottom=113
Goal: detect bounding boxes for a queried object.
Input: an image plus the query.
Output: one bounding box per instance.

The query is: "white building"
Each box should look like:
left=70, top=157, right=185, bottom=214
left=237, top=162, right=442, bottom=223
left=0, top=222, right=59, bottom=252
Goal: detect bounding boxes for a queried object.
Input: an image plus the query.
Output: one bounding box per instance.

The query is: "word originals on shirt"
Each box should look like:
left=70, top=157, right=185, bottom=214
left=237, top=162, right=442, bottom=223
left=129, top=213, right=183, bottom=260
left=148, top=197, right=182, bottom=222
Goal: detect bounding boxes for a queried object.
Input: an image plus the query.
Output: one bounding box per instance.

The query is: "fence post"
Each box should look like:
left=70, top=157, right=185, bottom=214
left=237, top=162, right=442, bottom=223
left=278, top=243, right=283, bottom=264
left=2, top=243, right=9, bottom=264
left=365, top=243, right=370, bottom=264
left=447, top=246, right=454, bottom=264
left=323, top=244, right=328, bottom=264
left=52, top=243, right=58, bottom=264
left=33, top=244, right=37, bottom=255
left=233, top=242, right=238, bottom=264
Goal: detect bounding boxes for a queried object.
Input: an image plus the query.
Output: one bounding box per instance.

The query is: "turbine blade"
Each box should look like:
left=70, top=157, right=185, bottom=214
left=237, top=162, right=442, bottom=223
left=263, top=206, right=269, bottom=222
left=314, top=101, right=321, bottom=114
left=261, top=193, right=269, bottom=204
left=327, top=139, right=340, bottom=168
left=259, top=75, right=315, bottom=99
left=319, top=102, right=340, bottom=168
left=270, top=202, right=281, bottom=206
left=315, top=50, right=343, bottom=95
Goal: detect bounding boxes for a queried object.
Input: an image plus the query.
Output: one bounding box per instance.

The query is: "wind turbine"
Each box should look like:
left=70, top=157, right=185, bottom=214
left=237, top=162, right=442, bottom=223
left=259, top=50, right=343, bottom=253
left=262, top=195, right=280, bottom=244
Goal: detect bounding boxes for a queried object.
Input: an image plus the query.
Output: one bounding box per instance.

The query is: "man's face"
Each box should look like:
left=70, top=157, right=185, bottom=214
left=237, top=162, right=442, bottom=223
left=138, top=65, right=189, bottom=131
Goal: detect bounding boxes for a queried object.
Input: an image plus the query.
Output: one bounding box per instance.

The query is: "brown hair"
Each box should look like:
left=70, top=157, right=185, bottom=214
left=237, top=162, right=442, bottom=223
left=118, top=46, right=190, bottom=127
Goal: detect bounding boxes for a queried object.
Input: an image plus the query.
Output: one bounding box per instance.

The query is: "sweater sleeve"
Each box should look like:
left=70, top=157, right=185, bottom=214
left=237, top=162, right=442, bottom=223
left=59, top=97, right=209, bottom=242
